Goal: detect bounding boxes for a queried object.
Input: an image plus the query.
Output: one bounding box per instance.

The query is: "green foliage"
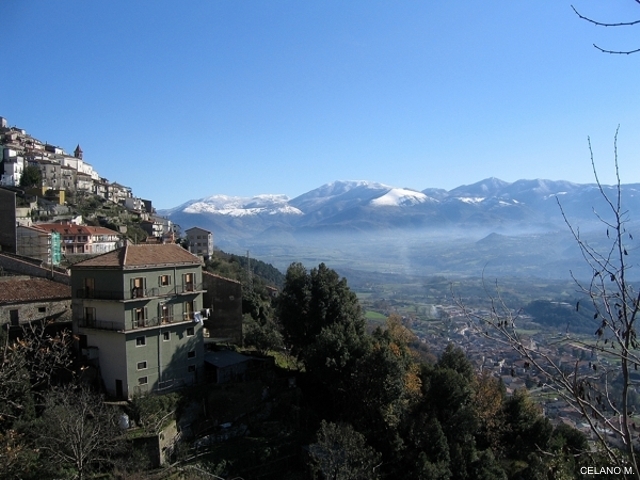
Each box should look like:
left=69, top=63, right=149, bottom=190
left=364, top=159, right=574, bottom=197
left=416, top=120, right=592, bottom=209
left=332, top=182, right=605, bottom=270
left=129, top=392, right=180, bottom=434
left=438, top=343, right=476, bottom=382
left=19, top=165, right=41, bottom=188
left=308, top=420, right=381, bottom=480
left=278, top=262, right=365, bottom=362
left=125, top=223, right=148, bottom=243
left=206, top=250, right=285, bottom=288
left=523, top=299, right=596, bottom=332
left=406, top=416, right=452, bottom=480
left=243, top=314, right=284, bottom=354
left=501, top=390, right=553, bottom=462
left=470, top=450, right=507, bottom=480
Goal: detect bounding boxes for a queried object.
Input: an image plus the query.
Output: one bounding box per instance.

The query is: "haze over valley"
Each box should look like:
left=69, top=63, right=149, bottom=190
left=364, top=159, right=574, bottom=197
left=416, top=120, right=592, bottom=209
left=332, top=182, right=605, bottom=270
left=161, top=177, right=640, bottom=282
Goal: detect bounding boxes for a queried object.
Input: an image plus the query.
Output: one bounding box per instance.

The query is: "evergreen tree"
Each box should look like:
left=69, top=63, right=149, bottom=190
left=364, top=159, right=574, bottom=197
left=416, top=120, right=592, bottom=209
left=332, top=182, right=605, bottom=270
left=308, top=420, right=382, bottom=480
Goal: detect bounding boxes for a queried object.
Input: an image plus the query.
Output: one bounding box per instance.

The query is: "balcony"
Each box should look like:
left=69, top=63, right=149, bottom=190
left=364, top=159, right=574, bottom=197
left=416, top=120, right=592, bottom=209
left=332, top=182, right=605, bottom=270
left=77, top=317, right=125, bottom=332
left=76, top=287, right=162, bottom=302
left=175, top=282, right=206, bottom=295
left=77, top=314, right=193, bottom=332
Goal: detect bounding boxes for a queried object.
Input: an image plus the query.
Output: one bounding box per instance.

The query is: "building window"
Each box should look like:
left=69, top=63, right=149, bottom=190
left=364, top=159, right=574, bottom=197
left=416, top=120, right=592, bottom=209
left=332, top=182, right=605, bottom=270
left=188, top=365, right=196, bottom=373
left=187, top=350, right=196, bottom=358
left=134, top=307, right=147, bottom=328
left=137, top=361, right=147, bottom=370
left=163, top=331, right=170, bottom=341
left=84, top=307, right=96, bottom=326
left=160, top=303, right=173, bottom=324
left=131, top=277, right=145, bottom=298
left=138, top=376, right=148, bottom=385
left=182, top=273, right=195, bottom=292
left=84, top=277, right=95, bottom=298
left=38, top=306, right=46, bottom=313
left=9, top=309, right=19, bottom=327
left=186, top=327, right=194, bottom=337
left=159, top=274, right=171, bottom=286
left=183, top=300, right=195, bottom=320
left=136, top=336, right=146, bottom=347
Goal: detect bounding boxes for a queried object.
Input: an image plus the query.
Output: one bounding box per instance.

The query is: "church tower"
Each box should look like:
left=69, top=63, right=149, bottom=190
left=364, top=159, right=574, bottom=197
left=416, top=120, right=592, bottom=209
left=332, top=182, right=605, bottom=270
left=74, top=144, right=83, bottom=159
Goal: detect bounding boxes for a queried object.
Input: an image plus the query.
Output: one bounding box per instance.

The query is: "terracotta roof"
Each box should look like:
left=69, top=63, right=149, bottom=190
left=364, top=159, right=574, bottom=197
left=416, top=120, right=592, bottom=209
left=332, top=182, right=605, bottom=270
left=35, top=223, right=119, bottom=236
left=0, top=278, right=71, bottom=304
left=72, top=243, right=202, bottom=270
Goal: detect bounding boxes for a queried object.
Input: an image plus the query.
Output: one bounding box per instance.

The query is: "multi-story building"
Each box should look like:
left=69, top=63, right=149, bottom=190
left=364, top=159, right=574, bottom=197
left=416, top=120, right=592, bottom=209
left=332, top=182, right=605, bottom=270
left=17, top=225, right=62, bottom=265
left=71, top=243, right=207, bottom=399
left=36, top=223, right=121, bottom=255
left=0, top=147, right=24, bottom=187
left=141, top=216, right=174, bottom=243
left=185, top=227, right=214, bottom=259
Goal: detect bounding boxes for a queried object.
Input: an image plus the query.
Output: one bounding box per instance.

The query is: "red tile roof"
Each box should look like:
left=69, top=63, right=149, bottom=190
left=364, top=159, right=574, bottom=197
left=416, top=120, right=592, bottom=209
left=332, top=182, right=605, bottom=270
left=72, top=243, right=202, bottom=270
left=0, top=278, right=71, bottom=304
left=34, top=223, right=119, bottom=236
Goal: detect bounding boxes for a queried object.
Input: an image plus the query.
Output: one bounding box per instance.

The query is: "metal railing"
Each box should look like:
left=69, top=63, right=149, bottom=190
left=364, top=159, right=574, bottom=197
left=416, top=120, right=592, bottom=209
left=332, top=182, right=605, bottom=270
left=77, top=314, right=195, bottom=332
left=175, top=282, right=205, bottom=295
left=77, top=317, right=126, bottom=332
left=76, top=284, right=204, bottom=301
left=76, top=287, right=161, bottom=301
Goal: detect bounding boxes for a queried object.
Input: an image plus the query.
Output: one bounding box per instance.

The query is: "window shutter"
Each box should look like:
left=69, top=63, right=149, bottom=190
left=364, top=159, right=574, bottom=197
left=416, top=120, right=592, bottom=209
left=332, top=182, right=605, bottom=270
left=158, top=276, right=162, bottom=287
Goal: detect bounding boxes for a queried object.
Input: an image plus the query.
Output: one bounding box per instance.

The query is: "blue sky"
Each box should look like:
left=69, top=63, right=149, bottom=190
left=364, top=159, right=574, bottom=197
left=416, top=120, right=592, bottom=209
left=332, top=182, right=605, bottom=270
left=2, top=1, right=640, bottom=208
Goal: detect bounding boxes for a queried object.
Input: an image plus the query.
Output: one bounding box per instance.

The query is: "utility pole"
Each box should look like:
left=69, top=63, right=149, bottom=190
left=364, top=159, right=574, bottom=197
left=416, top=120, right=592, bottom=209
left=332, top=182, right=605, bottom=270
left=246, top=250, right=253, bottom=292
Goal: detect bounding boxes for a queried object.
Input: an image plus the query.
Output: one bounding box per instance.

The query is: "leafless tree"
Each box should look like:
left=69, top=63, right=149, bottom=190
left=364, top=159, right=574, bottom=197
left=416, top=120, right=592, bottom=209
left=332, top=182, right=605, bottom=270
left=36, top=384, right=126, bottom=480
left=572, top=1, right=640, bottom=54
left=0, top=322, right=72, bottom=424
left=457, top=130, right=640, bottom=478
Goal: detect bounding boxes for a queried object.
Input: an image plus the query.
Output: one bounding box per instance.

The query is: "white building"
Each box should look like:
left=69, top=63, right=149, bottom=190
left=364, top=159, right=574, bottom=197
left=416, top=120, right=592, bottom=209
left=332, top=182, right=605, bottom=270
left=1, top=148, right=25, bottom=187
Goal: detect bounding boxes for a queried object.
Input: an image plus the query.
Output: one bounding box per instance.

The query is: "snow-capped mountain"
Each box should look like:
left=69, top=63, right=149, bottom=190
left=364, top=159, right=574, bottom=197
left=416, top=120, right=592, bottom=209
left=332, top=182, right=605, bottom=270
left=181, top=194, right=302, bottom=217
left=161, top=177, right=640, bottom=228
left=158, top=177, right=640, bottom=279
left=369, top=188, right=433, bottom=207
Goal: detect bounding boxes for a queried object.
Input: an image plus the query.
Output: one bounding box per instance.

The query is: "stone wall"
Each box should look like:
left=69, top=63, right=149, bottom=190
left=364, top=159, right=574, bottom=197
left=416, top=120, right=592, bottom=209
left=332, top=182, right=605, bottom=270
left=0, top=297, right=71, bottom=327
left=0, top=252, right=70, bottom=285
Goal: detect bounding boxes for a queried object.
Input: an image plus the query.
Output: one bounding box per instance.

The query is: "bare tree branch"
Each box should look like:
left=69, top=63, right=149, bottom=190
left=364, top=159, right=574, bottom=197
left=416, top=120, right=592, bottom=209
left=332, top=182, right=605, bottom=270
left=572, top=4, right=640, bottom=54
left=458, top=131, right=640, bottom=478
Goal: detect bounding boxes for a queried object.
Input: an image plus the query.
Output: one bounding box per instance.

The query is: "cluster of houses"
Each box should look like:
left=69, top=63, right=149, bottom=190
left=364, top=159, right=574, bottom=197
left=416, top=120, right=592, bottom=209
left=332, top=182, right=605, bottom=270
left=413, top=305, right=626, bottom=443
left=0, top=116, right=260, bottom=404
left=0, top=117, right=216, bottom=266
left=0, top=232, right=248, bottom=400
left=1, top=115, right=132, bottom=205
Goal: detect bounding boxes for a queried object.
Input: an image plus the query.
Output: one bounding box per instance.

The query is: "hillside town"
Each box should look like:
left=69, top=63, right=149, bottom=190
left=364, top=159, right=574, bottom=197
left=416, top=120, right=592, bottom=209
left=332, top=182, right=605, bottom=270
left=0, top=116, right=247, bottom=398
left=0, top=116, right=632, bottom=478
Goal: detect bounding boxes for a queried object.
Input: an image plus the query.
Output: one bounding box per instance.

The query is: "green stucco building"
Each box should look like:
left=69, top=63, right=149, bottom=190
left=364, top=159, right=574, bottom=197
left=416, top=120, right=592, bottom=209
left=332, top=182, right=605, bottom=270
left=71, top=242, right=206, bottom=399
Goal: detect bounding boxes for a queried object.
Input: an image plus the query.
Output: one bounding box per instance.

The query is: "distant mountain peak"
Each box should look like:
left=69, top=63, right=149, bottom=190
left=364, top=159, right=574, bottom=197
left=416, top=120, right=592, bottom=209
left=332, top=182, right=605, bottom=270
left=370, top=188, right=432, bottom=207
left=182, top=193, right=302, bottom=217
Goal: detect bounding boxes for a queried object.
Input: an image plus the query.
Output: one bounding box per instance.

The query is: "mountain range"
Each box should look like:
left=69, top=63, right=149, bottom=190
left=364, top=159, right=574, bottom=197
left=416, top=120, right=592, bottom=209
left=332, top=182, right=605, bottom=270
left=159, top=178, right=640, bottom=280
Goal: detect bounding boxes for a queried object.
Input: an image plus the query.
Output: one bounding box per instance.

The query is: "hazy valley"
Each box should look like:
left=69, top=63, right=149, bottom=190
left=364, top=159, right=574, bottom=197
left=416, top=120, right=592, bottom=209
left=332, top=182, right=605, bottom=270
left=161, top=178, right=640, bottom=282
